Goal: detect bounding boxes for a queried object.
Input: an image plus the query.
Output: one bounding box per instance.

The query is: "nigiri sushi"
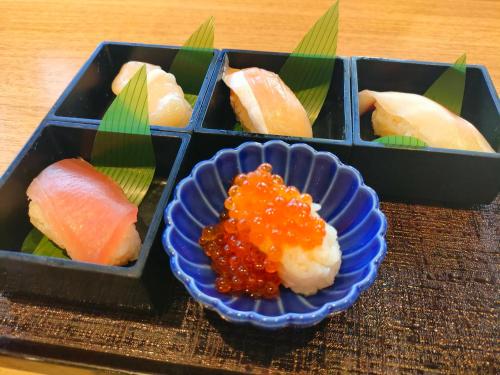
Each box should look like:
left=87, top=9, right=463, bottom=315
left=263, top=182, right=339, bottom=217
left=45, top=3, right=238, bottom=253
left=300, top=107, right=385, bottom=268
left=359, top=90, right=495, bottom=153
left=223, top=67, right=312, bottom=138
left=199, top=163, right=341, bottom=298
left=27, top=158, right=141, bottom=266
left=112, top=61, right=192, bottom=127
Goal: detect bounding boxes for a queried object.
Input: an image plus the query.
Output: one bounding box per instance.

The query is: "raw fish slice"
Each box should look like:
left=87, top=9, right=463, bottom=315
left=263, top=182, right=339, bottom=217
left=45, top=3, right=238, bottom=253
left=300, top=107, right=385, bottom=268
left=223, top=67, right=312, bottom=137
left=146, top=69, right=192, bottom=127
left=111, top=61, right=160, bottom=94
left=359, top=90, right=494, bottom=153
left=27, top=159, right=141, bottom=266
left=112, top=61, right=193, bottom=127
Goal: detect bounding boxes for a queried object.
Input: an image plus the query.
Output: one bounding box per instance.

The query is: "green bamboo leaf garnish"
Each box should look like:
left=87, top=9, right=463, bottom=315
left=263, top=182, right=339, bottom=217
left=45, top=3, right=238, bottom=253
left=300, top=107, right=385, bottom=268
left=424, top=53, right=466, bottom=115
left=21, top=228, right=68, bottom=259
left=374, top=135, right=427, bottom=149
left=170, top=17, right=215, bottom=107
left=23, top=65, right=155, bottom=258
left=92, top=64, right=155, bottom=206
left=233, top=122, right=243, bottom=132
left=279, top=1, right=338, bottom=125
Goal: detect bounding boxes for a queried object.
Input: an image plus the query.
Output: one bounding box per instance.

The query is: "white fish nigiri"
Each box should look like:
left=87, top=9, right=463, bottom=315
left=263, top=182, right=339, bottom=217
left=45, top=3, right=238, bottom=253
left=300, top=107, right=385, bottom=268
left=359, top=90, right=494, bottom=153
left=112, top=61, right=192, bottom=127
left=223, top=67, right=312, bottom=138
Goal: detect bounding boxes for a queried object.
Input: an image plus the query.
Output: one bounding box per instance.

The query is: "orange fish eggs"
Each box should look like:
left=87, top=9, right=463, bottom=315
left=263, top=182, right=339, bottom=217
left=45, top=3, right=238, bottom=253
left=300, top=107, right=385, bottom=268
left=225, top=163, right=325, bottom=260
left=199, top=163, right=326, bottom=299
left=199, top=221, right=281, bottom=298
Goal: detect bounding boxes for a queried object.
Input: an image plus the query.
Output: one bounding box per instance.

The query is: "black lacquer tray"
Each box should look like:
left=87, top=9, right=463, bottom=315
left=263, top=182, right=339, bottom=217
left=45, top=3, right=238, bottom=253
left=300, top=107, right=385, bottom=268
left=0, top=41, right=498, bottom=373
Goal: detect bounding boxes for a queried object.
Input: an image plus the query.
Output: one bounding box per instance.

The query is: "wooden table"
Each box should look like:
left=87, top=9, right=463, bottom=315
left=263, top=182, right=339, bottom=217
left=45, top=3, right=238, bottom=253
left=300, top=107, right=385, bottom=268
left=0, top=1, right=499, bottom=374
left=1, top=0, right=499, bottom=175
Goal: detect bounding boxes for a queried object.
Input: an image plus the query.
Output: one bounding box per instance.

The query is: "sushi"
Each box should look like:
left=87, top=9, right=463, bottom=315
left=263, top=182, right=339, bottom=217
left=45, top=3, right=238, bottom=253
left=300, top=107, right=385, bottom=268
left=112, top=61, right=192, bottom=127
left=199, top=163, right=341, bottom=298
left=27, top=158, right=141, bottom=266
left=223, top=67, right=312, bottom=138
left=359, top=90, right=495, bottom=153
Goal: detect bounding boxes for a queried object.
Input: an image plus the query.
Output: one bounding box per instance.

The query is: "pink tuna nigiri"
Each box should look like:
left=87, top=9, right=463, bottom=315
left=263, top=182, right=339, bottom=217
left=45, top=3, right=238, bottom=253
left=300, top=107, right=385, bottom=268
left=27, top=158, right=141, bottom=265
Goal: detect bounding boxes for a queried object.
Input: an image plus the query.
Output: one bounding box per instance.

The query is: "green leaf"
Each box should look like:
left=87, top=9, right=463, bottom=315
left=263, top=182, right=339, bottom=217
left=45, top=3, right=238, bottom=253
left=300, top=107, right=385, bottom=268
left=233, top=122, right=244, bottom=132
left=424, top=53, right=466, bottom=115
left=374, top=135, right=427, bottom=149
left=184, top=93, right=199, bottom=108
left=170, top=17, right=215, bottom=107
left=21, top=228, right=69, bottom=259
left=279, top=1, right=338, bottom=125
left=21, top=227, right=43, bottom=253
left=91, top=64, right=156, bottom=206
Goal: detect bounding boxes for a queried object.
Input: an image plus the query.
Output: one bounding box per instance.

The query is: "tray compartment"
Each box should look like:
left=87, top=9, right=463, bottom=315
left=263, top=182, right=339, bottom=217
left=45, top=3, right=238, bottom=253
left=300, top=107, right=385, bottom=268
left=196, top=49, right=352, bottom=162
left=0, top=121, right=189, bottom=309
left=48, top=42, right=220, bottom=132
left=351, top=57, right=500, bottom=205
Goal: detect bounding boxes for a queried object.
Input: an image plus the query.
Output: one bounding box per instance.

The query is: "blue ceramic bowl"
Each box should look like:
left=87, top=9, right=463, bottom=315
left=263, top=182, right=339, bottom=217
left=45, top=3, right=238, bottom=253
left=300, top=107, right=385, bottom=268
left=163, top=141, right=387, bottom=329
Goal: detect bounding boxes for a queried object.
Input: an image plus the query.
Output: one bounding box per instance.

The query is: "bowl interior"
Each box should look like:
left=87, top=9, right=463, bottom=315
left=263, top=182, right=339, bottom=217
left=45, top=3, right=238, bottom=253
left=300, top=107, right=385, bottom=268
left=201, top=51, right=348, bottom=142
left=0, top=123, right=183, bottom=267
left=167, top=142, right=385, bottom=318
left=355, top=59, right=500, bottom=152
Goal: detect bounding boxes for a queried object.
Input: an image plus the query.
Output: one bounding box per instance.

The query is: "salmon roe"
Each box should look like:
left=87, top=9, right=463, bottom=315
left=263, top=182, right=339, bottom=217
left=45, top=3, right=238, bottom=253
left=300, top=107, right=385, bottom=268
left=225, top=163, right=325, bottom=260
left=199, top=211, right=281, bottom=298
left=198, top=163, right=325, bottom=299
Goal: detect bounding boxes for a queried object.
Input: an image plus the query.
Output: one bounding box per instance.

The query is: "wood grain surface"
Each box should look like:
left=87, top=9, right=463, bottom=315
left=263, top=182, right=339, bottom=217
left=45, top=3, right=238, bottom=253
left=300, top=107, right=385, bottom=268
left=0, top=0, right=499, bottom=175
left=0, top=0, right=499, bottom=374
left=0, top=198, right=499, bottom=374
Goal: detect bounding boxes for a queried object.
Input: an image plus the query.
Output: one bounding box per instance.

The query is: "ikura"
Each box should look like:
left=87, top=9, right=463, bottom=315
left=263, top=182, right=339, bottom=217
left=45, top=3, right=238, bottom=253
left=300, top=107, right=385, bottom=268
left=225, top=163, right=325, bottom=260
left=198, top=163, right=326, bottom=299
left=199, top=218, right=281, bottom=299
